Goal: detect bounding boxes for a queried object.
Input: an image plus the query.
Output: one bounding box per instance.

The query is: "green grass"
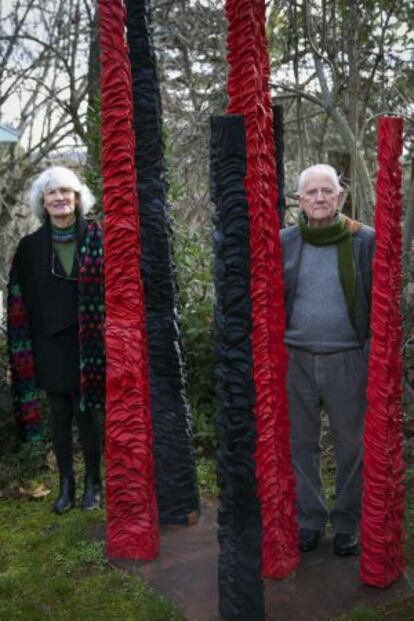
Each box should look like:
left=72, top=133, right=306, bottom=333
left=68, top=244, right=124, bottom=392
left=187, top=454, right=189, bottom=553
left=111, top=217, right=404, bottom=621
left=332, top=599, right=414, bottom=621
left=0, top=476, right=184, bottom=621
left=0, top=450, right=413, bottom=621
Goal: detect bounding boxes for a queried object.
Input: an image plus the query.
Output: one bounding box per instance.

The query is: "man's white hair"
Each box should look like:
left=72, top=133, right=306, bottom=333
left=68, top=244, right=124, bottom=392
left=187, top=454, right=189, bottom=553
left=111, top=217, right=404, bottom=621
left=29, top=166, right=95, bottom=221
left=297, top=164, right=342, bottom=195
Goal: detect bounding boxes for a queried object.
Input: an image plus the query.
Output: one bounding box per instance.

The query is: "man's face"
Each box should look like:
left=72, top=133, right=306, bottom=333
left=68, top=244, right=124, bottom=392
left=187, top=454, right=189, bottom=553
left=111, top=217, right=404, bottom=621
left=298, top=173, right=342, bottom=227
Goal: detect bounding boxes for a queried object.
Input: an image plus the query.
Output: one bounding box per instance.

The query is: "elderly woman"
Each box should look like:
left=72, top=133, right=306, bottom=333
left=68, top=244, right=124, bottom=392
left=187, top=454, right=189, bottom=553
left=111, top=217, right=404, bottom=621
left=7, top=166, right=105, bottom=514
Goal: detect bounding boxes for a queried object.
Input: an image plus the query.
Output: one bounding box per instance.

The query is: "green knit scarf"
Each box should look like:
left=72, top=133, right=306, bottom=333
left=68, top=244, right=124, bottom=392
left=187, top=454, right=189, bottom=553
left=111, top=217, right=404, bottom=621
left=51, top=223, right=76, bottom=276
left=298, top=212, right=357, bottom=324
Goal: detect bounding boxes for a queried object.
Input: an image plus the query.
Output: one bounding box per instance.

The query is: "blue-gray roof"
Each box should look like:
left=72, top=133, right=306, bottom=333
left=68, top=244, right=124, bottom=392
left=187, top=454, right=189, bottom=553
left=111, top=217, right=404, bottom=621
left=0, top=123, right=20, bottom=143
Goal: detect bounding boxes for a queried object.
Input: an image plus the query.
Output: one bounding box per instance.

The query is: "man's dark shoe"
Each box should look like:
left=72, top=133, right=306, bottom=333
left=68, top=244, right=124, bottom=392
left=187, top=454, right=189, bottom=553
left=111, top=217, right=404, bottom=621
left=53, top=475, right=75, bottom=515
left=333, top=533, right=359, bottom=556
left=81, top=478, right=102, bottom=511
left=299, top=528, right=323, bottom=552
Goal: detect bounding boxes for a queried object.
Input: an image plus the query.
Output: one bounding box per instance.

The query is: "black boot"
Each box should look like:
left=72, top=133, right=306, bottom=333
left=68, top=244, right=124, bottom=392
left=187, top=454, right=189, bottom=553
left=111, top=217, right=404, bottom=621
left=47, top=392, right=76, bottom=515
left=75, top=399, right=102, bottom=511
left=81, top=477, right=102, bottom=511
left=53, top=475, right=75, bottom=514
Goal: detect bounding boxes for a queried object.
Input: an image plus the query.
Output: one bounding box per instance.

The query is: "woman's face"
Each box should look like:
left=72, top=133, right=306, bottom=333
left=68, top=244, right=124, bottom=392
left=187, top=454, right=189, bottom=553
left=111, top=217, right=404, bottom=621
left=43, top=186, right=77, bottom=224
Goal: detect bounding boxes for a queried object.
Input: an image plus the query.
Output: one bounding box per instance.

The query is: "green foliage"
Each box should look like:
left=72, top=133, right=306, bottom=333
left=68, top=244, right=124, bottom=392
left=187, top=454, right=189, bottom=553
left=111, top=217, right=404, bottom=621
left=174, top=222, right=216, bottom=453
left=333, top=599, right=414, bottom=621
left=0, top=439, right=48, bottom=490
left=0, top=333, right=52, bottom=489
left=163, top=125, right=186, bottom=204
left=84, top=95, right=103, bottom=218
left=0, top=494, right=185, bottom=621
left=52, top=540, right=108, bottom=575
left=196, top=456, right=218, bottom=497
left=266, top=4, right=290, bottom=68
left=333, top=605, right=386, bottom=621
left=0, top=334, right=14, bottom=457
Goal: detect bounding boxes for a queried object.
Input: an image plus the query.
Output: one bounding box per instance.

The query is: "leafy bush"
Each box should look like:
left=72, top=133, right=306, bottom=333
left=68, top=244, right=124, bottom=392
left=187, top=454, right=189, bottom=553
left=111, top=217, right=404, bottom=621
left=84, top=95, right=103, bottom=216
left=0, top=330, right=14, bottom=455
left=173, top=221, right=216, bottom=453
left=0, top=331, right=51, bottom=488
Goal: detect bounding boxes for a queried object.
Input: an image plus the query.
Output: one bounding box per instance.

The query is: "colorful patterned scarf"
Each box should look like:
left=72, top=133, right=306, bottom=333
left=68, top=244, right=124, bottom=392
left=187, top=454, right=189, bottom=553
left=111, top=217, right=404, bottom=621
left=7, top=276, right=41, bottom=439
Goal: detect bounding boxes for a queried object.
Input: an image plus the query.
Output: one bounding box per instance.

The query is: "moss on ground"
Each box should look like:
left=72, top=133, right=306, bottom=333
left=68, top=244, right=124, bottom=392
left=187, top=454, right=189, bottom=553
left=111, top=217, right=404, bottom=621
left=333, top=598, right=414, bottom=621
left=0, top=451, right=413, bottom=621
left=0, top=457, right=217, bottom=621
left=0, top=474, right=184, bottom=621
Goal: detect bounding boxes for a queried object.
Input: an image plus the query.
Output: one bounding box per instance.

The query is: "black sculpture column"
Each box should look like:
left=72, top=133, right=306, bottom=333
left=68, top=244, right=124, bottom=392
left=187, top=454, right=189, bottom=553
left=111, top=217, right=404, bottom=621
left=126, top=0, right=199, bottom=525
left=272, top=104, right=286, bottom=227
left=211, top=114, right=264, bottom=621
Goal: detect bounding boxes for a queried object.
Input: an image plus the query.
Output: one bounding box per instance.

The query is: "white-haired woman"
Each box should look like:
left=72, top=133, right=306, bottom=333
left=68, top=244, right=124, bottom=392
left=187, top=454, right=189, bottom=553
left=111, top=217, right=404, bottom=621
left=7, top=166, right=105, bottom=514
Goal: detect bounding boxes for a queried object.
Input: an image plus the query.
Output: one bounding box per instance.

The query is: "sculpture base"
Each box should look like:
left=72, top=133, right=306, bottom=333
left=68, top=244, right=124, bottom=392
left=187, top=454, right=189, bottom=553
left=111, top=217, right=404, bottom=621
left=104, top=499, right=414, bottom=621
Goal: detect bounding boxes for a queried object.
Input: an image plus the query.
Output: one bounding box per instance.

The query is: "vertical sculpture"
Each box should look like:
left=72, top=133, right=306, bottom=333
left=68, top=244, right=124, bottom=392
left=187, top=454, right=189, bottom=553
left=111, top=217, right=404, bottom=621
left=225, top=0, right=299, bottom=577
left=272, top=105, right=286, bottom=228
left=212, top=115, right=265, bottom=621
left=126, top=0, right=199, bottom=525
left=99, top=0, right=159, bottom=559
left=361, top=116, right=405, bottom=587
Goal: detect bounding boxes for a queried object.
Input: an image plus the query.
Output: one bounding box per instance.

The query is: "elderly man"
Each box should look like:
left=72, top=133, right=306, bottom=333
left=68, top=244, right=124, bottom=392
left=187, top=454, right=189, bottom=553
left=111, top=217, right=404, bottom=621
left=280, top=164, right=375, bottom=556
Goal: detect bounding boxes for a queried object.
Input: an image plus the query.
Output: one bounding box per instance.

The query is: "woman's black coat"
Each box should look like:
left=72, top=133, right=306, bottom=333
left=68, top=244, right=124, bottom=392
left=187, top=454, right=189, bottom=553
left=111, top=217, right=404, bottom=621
left=12, top=216, right=89, bottom=392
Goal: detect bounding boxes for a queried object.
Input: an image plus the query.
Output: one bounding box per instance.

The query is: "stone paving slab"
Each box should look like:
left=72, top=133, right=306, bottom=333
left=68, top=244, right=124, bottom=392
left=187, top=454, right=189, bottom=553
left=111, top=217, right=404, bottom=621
left=108, top=500, right=414, bottom=621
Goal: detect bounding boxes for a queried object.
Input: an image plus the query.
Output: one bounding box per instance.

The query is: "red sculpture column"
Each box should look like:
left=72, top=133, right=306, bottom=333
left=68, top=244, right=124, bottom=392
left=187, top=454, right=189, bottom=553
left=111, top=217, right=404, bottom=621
left=99, top=0, right=159, bottom=559
left=361, top=116, right=405, bottom=587
left=225, top=0, right=299, bottom=578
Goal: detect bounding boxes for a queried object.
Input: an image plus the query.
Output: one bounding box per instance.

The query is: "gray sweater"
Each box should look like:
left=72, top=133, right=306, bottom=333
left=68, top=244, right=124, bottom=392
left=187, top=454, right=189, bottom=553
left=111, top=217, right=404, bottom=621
left=280, top=223, right=375, bottom=349
left=285, top=243, right=360, bottom=352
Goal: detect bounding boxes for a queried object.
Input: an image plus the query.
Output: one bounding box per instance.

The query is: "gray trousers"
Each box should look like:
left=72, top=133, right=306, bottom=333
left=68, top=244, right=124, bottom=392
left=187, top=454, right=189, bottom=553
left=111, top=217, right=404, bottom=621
left=287, top=346, right=368, bottom=535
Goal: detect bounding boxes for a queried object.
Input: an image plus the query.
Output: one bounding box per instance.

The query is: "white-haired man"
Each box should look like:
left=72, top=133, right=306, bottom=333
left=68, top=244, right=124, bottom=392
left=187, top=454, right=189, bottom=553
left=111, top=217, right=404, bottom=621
left=280, top=164, right=375, bottom=556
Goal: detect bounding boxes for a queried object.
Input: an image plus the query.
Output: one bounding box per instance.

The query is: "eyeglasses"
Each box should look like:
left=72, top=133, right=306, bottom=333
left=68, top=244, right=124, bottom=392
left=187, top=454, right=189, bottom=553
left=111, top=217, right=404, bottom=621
left=44, top=187, right=75, bottom=198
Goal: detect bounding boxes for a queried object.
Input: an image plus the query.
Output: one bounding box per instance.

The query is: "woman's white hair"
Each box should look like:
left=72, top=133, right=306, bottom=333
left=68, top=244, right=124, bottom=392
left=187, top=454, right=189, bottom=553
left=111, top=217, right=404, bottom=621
left=29, top=166, right=96, bottom=221
left=297, top=164, right=342, bottom=195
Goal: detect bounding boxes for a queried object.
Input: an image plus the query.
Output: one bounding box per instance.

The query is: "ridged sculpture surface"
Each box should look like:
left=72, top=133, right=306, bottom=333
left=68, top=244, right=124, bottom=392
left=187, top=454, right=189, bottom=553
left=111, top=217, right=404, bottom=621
left=361, top=116, right=405, bottom=587
left=99, top=0, right=159, bottom=559
left=225, top=0, right=299, bottom=577
left=211, top=114, right=265, bottom=621
left=126, top=0, right=199, bottom=525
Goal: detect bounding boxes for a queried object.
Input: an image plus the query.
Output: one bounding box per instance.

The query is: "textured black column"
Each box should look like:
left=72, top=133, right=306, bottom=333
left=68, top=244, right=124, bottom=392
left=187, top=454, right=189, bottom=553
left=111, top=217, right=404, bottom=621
left=211, top=115, right=264, bottom=621
left=126, top=0, right=199, bottom=524
left=272, top=104, right=286, bottom=228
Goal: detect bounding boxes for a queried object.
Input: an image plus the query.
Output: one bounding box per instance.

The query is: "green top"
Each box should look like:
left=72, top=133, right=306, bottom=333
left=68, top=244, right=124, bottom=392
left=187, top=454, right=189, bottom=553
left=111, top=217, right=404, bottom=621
left=51, top=224, right=76, bottom=276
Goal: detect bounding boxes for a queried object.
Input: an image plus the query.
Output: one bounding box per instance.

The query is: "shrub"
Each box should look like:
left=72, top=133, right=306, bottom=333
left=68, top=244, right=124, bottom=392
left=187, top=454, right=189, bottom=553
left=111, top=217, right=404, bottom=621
left=0, top=330, right=51, bottom=487
left=174, top=221, right=216, bottom=453
left=0, top=330, right=15, bottom=457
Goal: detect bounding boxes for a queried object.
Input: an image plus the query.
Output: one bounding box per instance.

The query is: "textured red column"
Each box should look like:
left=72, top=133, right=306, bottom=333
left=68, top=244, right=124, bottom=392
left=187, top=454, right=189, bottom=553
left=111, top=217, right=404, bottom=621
left=361, top=116, right=405, bottom=587
left=225, top=0, right=299, bottom=578
left=99, top=0, right=159, bottom=559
